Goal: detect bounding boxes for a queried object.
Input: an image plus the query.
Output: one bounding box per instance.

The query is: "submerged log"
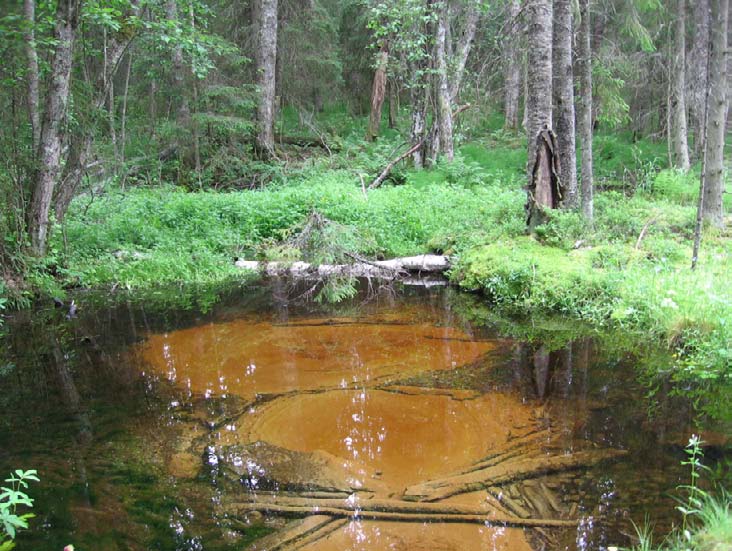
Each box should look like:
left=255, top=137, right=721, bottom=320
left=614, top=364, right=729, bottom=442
left=231, top=498, right=577, bottom=528
left=247, top=515, right=346, bottom=551
left=235, top=254, right=450, bottom=279
left=403, top=448, right=628, bottom=502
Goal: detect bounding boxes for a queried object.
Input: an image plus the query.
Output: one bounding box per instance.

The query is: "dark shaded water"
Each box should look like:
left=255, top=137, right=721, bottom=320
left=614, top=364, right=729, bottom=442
left=0, top=282, right=728, bottom=550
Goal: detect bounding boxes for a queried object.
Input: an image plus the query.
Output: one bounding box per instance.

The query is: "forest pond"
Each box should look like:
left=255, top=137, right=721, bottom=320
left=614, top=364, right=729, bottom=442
left=1, top=282, right=729, bottom=551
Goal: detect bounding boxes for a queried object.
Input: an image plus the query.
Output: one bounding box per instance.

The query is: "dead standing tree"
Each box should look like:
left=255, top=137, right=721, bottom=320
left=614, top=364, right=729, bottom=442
left=526, top=127, right=563, bottom=230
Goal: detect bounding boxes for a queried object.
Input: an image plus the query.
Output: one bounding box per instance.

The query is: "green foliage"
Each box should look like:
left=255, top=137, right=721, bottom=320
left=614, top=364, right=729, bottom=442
left=0, top=469, right=39, bottom=550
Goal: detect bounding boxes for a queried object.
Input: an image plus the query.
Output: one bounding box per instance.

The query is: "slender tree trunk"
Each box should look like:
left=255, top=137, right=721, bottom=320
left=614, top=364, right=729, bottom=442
left=23, top=0, right=41, bottom=155
left=28, top=0, right=81, bottom=255
left=552, top=0, right=578, bottom=208
left=366, top=44, right=388, bottom=142
left=254, top=0, right=279, bottom=158
left=702, top=0, right=729, bottom=227
left=578, top=0, right=594, bottom=222
left=120, top=53, right=132, bottom=164
left=165, top=0, right=190, bottom=126
left=435, top=2, right=454, bottom=162
left=388, top=78, right=397, bottom=129
left=103, top=28, right=119, bottom=163
left=526, top=0, right=553, bottom=183
left=672, top=0, right=690, bottom=170
left=689, top=0, right=710, bottom=158
left=504, top=0, right=522, bottom=130
left=449, top=5, right=479, bottom=103
left=409, top=65, right=429, bottom=168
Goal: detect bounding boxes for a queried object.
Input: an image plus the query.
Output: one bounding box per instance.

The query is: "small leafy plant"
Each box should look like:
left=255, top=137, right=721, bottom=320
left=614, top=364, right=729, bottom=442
left=0, top=469, right=39, bottom=551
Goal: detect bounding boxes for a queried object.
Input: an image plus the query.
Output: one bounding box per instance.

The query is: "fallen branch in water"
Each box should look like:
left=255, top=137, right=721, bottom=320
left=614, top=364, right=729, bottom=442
left=230, top=497, right=577, bottom=528
left=403, top=448, right=628, bottom=502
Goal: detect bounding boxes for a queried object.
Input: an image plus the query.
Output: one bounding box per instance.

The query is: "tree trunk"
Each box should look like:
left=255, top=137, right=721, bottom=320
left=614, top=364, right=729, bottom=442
left=388, top=78, right=397, bottom=129
left=526, top=0, right=553, bottom=177
left=552, top=0, right=578, bottom=208
left=525, top=0, right=553, bottom=227
left=254, top=0, right=279, bottom=158
left=120, top=53, right=132, bottom=164
left=28, top=0, right=81, bottom=255
left=435, top=2, right=454, bottom=162
left=578, top=0, right=594, bottom=222
left=449, top=5, right=479, bottom=103
left=504, top=0, right=522, bottom=130
left=688, top=0, right=710, bottom=158
left=409, top=70, right=429, bottom=168
left=23, top=0, right=41, bottom=155
left=702, top=0, right=729, bottom=227
left=366, top=45, right=388, bottom=141
left=672, top=0, right=691, bottom=170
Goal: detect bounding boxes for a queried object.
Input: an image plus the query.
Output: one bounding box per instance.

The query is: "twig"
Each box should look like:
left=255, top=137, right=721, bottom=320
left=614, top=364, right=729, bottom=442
left=635, top=216, right=657, bottom=249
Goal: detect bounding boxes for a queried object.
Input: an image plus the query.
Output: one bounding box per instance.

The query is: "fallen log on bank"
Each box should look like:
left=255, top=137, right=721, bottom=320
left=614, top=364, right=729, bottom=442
left=235, top=254, right=450, bottom=280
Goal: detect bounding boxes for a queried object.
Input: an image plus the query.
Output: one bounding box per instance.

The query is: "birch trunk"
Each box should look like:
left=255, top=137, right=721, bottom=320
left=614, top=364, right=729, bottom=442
left=671, top=0, right=690, bottom=170
left=366, top=45, right=388, bottom=142
left=435, top=2, right=454, bottom=162
left=449, top=5, right=479, bottom=103
left=688, top=0, right=710, bottom=158
left=28, top=0, right=81, bottom=255
left=526, top=0, right=553, bottom=186
left=23, top=0, right=41, bottom=155
left=702, top=0, right=729, bottom=227
left=504, top=0, right=522, bottom=130
left=552, top=0, right=578, bottom=207
left=578, top=0, right=594, bottom=221
left=254, top=0, right=279, bottom=158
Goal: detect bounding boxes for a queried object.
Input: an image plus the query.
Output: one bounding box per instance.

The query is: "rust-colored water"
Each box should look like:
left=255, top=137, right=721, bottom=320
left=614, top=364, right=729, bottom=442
left=2, top=286, right=715, bottom=550
left=232, top=387, right=537, bottom=490
left=137, top=315, right=495, bottom=399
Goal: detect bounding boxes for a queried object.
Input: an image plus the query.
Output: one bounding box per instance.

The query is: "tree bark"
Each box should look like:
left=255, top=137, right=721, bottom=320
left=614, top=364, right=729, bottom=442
left=526, top=0, right=553, bottom=180
left=254, top=0, right=279, bottom=158
left=23, top=0, right=41, bottom=155
left=449, top=4, right=480, bottom=103
left=688, top=0, right=710, bottom=158
left=578, top=0, right=594, bottom=222
left=435, top=2, right=454, bottom=162
left=365, top=45, right=388, bottom=141
left=552, top=0, right=578, bottom=207
left=504, top=0, right=522, bottom=130
left=28, top=0, right=81, bottom=255
left=702, top=0, right=729, bottom=227
left=671, top=0, right=690, bottom=170
left=525, top=0, right=553, bottom=228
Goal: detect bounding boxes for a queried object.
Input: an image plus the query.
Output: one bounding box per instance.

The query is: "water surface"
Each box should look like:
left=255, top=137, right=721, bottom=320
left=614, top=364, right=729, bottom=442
left=0, top=283, right=727, bottom=550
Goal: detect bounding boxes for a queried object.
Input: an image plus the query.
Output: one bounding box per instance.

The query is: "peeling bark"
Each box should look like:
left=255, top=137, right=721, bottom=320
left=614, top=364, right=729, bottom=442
left=526, top=127, right=562, bottom=230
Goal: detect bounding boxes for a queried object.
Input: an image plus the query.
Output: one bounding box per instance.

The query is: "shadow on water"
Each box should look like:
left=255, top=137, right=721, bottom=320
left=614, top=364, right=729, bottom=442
left=0, top=280, right=730, bottom=550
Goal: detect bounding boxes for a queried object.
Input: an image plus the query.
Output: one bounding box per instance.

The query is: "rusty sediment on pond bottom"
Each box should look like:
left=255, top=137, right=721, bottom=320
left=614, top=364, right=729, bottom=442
left=136, top=312, right=496, bottom=400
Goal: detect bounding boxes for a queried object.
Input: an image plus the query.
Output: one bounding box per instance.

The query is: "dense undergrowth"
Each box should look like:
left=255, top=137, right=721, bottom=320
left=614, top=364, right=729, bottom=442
left=2, top=107, right=731, bottom=408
